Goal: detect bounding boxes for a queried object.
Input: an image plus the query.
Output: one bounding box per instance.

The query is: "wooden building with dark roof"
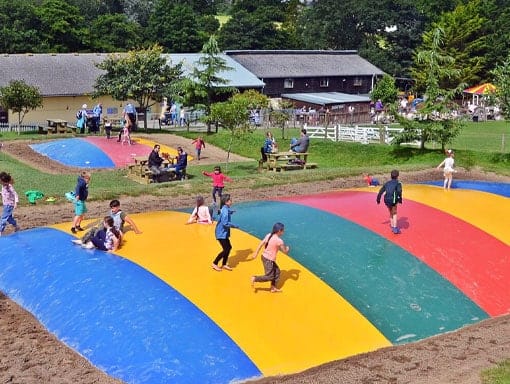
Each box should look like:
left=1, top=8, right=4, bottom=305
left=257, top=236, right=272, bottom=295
left=225, top=50, right=385, bottom=98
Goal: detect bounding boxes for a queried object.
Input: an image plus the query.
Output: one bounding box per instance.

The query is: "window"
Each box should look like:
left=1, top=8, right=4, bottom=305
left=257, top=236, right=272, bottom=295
left=353, top=78, right=363, bottom=86
left=284, top=78, right=294, bottom=89
left=320, top=78, right=329, bottom=87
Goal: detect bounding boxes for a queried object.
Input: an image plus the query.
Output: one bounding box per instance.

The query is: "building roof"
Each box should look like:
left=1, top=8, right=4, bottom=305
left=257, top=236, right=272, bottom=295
left=0, top=53, right=108, bottom=96
left=281, top=92, right=371, bottom=106
left=225, top=50, right=385, bottom=78
left=165, top=53, right=265, bottom=89
left=0, top=53, right=264, bottom=97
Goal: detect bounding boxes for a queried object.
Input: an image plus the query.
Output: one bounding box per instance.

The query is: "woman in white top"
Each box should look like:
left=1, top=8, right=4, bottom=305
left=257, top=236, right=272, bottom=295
left=187, top=195, right=212, bottom=224
left=437, top=149, right=455, bottom=190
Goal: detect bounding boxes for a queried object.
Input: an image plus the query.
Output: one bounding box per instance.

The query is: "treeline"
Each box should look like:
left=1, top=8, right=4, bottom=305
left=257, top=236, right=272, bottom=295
left=1, top=0, right=509, bottom=84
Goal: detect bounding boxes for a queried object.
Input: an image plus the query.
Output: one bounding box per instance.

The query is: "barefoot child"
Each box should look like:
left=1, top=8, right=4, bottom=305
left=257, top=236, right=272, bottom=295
left=437, top=149, right=455, bottom=190
left=250, top=222, right=289, bottom=293
left=211, top=194, right=238, bottom=271
left=186, top=195, right=212, bottom=224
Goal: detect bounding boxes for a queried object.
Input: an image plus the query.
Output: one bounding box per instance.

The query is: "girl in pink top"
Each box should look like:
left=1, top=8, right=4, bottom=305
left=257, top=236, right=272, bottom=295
left=250, top=222, right=289, bottom=293
left=186, top=195, right=212, bottom=224
left=202, top=166, right=232, bottom=208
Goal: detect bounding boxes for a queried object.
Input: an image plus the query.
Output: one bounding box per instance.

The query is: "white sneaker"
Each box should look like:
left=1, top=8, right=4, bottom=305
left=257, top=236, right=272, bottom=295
left=71, top=239, right=82, bottom=245
left=82, top=242, right=95, bottom=249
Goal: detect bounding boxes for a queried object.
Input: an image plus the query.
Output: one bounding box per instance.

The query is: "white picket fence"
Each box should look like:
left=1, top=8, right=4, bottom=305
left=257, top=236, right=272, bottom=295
left=306, top=124, right=407, bottom=145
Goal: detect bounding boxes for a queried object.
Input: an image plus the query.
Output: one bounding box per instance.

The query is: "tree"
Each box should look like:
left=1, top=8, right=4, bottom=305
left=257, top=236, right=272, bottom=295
left=370, top=74, right=399, bottom=106
left=296, top=0, right=425, bottom=77
left=206, top=90, right=268, bottom=167
left=217, top=9, right=294, bottom=50
left=491, top=55, right=510, bottom=121
left=411, top=0, right=487, bottom=90
left=35, top=0, right=87, bottom=52
left=177, top=36, right=235, bottom=133
left=396, top=28, right=465, bottom=150
left=0, top=80, right=43, bottom=135
left=93, top=45, right=183, bottom=131
left=89, top=14, right=143, bottom=52
left=0, top=0, right=42, bottom=53
left=147, top=2, right=207, bottom=53
left=270, top=99, right=294, bottom=140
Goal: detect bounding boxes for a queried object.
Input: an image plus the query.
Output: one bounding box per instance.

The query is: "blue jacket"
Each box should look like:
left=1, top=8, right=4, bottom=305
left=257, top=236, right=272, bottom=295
left=74, top=176, right=89, bottom=201
left=175, top=152, right=187, bottom=168
left=376, top=179, right=402, bottom=206
left=215, top=205, right=238, bottom=239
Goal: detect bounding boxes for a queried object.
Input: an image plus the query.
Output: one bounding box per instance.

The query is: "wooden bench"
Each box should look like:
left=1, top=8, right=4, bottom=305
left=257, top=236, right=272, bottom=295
left=303, top=162, right=318, bottom=169
left=127, top=155, right=186, bottom=184
left=264, top=152, right=318, bottom=172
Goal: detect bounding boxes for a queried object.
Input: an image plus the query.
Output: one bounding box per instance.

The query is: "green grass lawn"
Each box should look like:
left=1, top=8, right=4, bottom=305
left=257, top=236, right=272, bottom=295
left=0, top=122, right=509, bottom=206
left=482, top=359, right=510, bottom=384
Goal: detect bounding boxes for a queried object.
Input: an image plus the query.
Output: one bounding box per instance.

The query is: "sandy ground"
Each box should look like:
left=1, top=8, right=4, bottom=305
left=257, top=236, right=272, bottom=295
left=0, top=134, right=509, bottom=384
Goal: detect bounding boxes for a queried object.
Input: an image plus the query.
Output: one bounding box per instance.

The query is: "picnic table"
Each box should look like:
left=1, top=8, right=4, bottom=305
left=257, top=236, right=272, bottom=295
left=263, top=151, right=317, bottom=172
left=127, top=155, right=179, bottom=184
left=44, top=119, right=69, bottom=134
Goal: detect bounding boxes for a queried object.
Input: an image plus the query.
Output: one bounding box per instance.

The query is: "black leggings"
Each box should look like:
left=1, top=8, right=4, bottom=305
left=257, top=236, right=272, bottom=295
left=213, top=238, right=232, bottom=266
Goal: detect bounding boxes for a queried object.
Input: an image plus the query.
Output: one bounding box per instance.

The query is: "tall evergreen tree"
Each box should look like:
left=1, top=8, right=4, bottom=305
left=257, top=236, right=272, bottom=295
left=179, top=36, right=235, bottom=132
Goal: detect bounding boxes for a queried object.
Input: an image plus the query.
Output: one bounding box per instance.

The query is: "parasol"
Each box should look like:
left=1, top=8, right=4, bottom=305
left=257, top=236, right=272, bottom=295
left=463, top=83, right=496, bottom=108
left=463, top=83, right=496, bottom=95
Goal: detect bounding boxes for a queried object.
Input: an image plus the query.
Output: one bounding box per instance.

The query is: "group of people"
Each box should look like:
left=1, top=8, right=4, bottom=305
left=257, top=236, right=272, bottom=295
left=76, top=103, right=103, bottom=135
left=71, top=198, right=142, bottom=252
left=260, top=128, right=310, bottom=163
left=187, top=190, right=288, bottom=293
left=75, top=102, right=136, bottom=143
left=148, top=144, right=188, bottom=183
left=1, top=137, right=459, bottom=293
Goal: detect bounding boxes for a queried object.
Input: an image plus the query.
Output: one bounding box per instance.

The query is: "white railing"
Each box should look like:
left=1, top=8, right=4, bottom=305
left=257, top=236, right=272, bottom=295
left=307, top=124, right=407, bottom=144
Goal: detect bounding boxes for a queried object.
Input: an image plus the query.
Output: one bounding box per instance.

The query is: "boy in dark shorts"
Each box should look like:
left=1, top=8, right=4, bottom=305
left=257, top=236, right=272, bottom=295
left=376, top=169, right=402, bottom=234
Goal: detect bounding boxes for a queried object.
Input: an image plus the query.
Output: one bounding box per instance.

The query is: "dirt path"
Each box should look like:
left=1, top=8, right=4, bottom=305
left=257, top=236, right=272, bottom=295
left=1, top=135, right=509, bottom=384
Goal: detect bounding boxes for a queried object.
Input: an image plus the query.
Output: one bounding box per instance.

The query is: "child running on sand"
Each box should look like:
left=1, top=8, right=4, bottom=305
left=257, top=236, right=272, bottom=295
left=191, top=136, right=205, bottom=160
left=250, top=222, right=289, bottom=293
left=376, top=169, right=403, bottom=234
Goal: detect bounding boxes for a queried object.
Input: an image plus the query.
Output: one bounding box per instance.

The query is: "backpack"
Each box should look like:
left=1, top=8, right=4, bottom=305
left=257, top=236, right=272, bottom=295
left=76, top=110, right=82, bottom=119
